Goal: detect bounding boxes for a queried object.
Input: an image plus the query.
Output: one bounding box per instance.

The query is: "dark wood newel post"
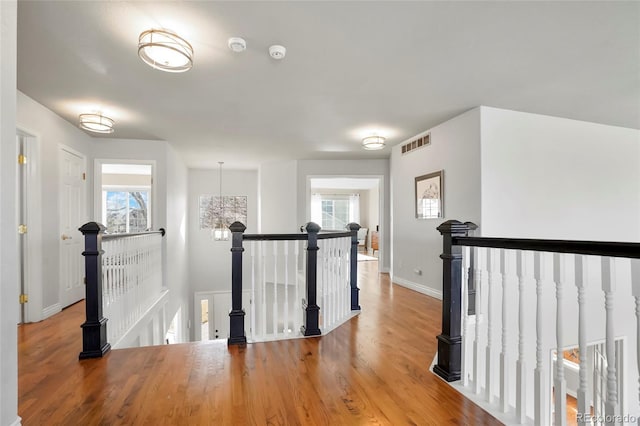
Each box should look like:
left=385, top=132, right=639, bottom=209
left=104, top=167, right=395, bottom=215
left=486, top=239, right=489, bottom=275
left=464, top=221, right=478, bottom=315
left=228, top=221, right=247, bottom=345
left=78, top=222, right=111, bottom=359
left=301, top=222, right=321, bottom=336
left=434, top=220, right=471, bottom=381
left=347, top=222, right=361, bottom=310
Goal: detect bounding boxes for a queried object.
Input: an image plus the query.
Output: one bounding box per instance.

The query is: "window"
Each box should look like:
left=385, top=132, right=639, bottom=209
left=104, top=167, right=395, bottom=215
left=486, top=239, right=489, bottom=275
left=103, top=189, right=150, bottom=233
left=98, top=162, right=153, bottom=234
left=199, top=195, right=248, bottom=230
left=311, top=194, right=360, bottom=231
left=321, top=199, right=350, bottom=230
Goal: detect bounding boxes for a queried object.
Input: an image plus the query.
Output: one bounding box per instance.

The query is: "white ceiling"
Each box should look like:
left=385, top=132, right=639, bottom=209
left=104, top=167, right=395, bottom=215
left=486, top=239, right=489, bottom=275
left=17, top=1, right=640, bottom=169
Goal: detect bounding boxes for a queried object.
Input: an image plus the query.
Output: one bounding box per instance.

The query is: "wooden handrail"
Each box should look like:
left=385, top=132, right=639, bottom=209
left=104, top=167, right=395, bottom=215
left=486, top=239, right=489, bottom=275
left=242, top=231, right=352, bottom=241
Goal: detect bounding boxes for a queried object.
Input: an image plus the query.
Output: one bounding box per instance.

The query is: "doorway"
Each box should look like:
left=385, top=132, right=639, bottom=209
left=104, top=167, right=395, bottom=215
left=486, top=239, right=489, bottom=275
left=308, top=177, right=382, bottom=264
left=58, top=145, right=87, bottom=308
left=16, top=130, right=43, bottom=323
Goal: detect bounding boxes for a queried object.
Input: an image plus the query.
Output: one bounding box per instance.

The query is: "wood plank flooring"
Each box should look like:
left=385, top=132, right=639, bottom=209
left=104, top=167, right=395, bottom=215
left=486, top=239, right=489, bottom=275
left=18, top=261, right=500, bottom=425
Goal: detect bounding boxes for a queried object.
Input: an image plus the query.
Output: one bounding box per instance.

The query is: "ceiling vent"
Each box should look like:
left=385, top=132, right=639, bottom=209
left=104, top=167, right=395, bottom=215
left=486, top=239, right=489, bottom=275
left=401, top=133, right=430, bottom=155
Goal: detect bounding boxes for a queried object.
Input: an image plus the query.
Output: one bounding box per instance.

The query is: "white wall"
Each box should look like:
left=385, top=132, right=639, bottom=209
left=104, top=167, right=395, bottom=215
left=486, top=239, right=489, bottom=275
left=164, top=143, right=189, bottom=341
left=480, top=106, right=640, bottom=241
left=187, top=168, right=258, bottom=339
left=258, top=160, right=297, bottom=233
left=0, top=2, right=19, bottom=424
left=390, top=108, right=482, bottom=298
left=368, top=186, right=379, bottom=234
left=296, top=159, right=391, bottom=272
left=17, top=91, right=94, bottom=316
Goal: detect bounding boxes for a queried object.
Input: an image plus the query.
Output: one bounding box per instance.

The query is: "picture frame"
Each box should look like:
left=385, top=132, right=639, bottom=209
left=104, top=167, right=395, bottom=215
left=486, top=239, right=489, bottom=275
left=415, top=170, right=444, bottom=219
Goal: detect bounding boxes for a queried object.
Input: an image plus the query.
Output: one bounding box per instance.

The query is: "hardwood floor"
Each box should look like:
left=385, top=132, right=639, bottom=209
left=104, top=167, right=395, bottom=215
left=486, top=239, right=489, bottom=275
left=18, top=262, right=500, bottom=425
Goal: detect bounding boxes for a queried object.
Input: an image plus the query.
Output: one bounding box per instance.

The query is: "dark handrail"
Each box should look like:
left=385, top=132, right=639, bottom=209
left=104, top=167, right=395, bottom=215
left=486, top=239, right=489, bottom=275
left=102, top=228, right=165, bottom=240
left=242, top=231, right=352, bottom=241
left=453, top=236, right=640, bottom=258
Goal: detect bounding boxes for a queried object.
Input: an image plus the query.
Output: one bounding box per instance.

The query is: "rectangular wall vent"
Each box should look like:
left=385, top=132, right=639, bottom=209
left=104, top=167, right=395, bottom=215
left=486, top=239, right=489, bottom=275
left=401, top=133, right=430, bottom=155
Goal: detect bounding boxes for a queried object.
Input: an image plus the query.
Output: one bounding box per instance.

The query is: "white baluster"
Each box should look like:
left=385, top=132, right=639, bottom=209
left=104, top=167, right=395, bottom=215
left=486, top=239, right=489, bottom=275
left=499, top=249, right=510, bottom=413
left=273, top=240, right=279, bottom=336
left=461, top=246, right=470, bottom=387
left=284, top=240, right=289, bottom=335
left=473, top=247, right=483, bottom=395
left=601, top=257, right=618, bottom=426
left=631, top=259, right=640, bottom=423
left=574, top=255, right=589, bottom=426
left=516, top=250, right=527, bottom=424
left=250, top=241, right=256, bottom=341
left=486, top=247, right=497, bottom=404
left=294, top=240, right=301, bottom=334
left=553, top=252, right=567, bottom=426
left=261, top=240, right=266, bottom=337
left=534, top=251, right=549, bottom=426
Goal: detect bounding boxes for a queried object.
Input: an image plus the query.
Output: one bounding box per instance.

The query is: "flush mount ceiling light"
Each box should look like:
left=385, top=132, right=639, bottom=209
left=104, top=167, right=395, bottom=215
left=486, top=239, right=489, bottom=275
left=78, top=113, right=114, bottom=134
left=138, top=29, right=193, bottom=72
left=362, top=135, right=386, bottom=150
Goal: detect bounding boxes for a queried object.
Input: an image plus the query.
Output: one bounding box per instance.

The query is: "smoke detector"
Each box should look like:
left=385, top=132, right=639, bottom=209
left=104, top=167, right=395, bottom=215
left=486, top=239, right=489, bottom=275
left=228, top=37, right=247, bottom=53
left=268, top=45, right=286, bottom=60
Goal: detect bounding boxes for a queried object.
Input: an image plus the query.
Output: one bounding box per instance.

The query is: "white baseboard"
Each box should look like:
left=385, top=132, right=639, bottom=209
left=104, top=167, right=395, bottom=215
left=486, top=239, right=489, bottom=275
left=9, top=416, right=22, bottom=426
left=42, top=303, right=62, bottom=319
left=391, top=276, right=442, bottom=300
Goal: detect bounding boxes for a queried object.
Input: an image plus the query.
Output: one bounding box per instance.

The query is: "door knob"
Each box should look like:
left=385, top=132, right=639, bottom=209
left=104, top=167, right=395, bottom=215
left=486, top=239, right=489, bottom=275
left=61, top=234, right=73, bottom=240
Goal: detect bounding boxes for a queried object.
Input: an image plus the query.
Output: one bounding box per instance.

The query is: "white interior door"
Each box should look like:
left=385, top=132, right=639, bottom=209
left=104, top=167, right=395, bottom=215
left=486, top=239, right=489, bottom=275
left=59, top=146, right=86, bottom=308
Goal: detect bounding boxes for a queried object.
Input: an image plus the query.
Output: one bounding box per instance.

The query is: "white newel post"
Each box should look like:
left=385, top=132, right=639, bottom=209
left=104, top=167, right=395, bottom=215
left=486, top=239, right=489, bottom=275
left=553, top=253, right=567, bottom=426
left=499, top=249, right=510, bottom=413
left=601, top=257, right=618, bottom=426
left=516, top=250, right=527, bottom=424
left=534, top=252, right=550, bottom=426
left=574, top=255, right=589, bottom=426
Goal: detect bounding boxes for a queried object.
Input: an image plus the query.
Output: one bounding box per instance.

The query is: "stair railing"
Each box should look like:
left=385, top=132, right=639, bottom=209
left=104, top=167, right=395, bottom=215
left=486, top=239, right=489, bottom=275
left=228, top=221, right=360, bottom=345
left=79, top=222, right=165, bottom=358
left=437, top=220, right=640, bottom=425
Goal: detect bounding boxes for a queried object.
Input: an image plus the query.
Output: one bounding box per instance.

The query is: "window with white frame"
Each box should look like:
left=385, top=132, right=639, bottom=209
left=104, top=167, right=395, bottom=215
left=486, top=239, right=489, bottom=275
left=102, top=188, right=150, bottom=233
left=311, top=193, right=360, bottom=230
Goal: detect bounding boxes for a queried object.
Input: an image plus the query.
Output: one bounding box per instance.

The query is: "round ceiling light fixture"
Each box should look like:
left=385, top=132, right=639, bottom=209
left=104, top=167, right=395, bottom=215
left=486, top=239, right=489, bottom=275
left=228, top=37, right=247, bottom=53
left=269, top=45, right=286, bottom=60
left=78, top=113, right=115, bottom=134
left=138, top=28, right=193, bottom=72
left=362, top=135, right=386, bottom=150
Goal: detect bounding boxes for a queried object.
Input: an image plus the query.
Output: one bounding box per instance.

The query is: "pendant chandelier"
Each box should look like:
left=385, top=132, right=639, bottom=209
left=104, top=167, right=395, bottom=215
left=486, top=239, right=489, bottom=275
left=212, top=161, right=229, bottom=241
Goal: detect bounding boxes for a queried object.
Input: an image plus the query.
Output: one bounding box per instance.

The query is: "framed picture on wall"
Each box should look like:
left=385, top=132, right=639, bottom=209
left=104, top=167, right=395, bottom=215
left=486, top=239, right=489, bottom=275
left=415, top=170, right=443, bottom=219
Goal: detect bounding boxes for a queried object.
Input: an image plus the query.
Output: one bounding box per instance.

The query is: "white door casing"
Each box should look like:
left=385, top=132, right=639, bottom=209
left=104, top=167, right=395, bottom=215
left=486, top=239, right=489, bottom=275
left=59, top=146, right=86, bottom=308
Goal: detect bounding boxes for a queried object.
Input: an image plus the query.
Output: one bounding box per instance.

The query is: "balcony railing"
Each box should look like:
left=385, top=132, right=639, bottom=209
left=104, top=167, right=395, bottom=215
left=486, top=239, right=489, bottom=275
left=227, top=222, right=361, bottom=345
left=436, top=220, right=640, bottom=425
left=78, top=222, right=166, bottom=358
